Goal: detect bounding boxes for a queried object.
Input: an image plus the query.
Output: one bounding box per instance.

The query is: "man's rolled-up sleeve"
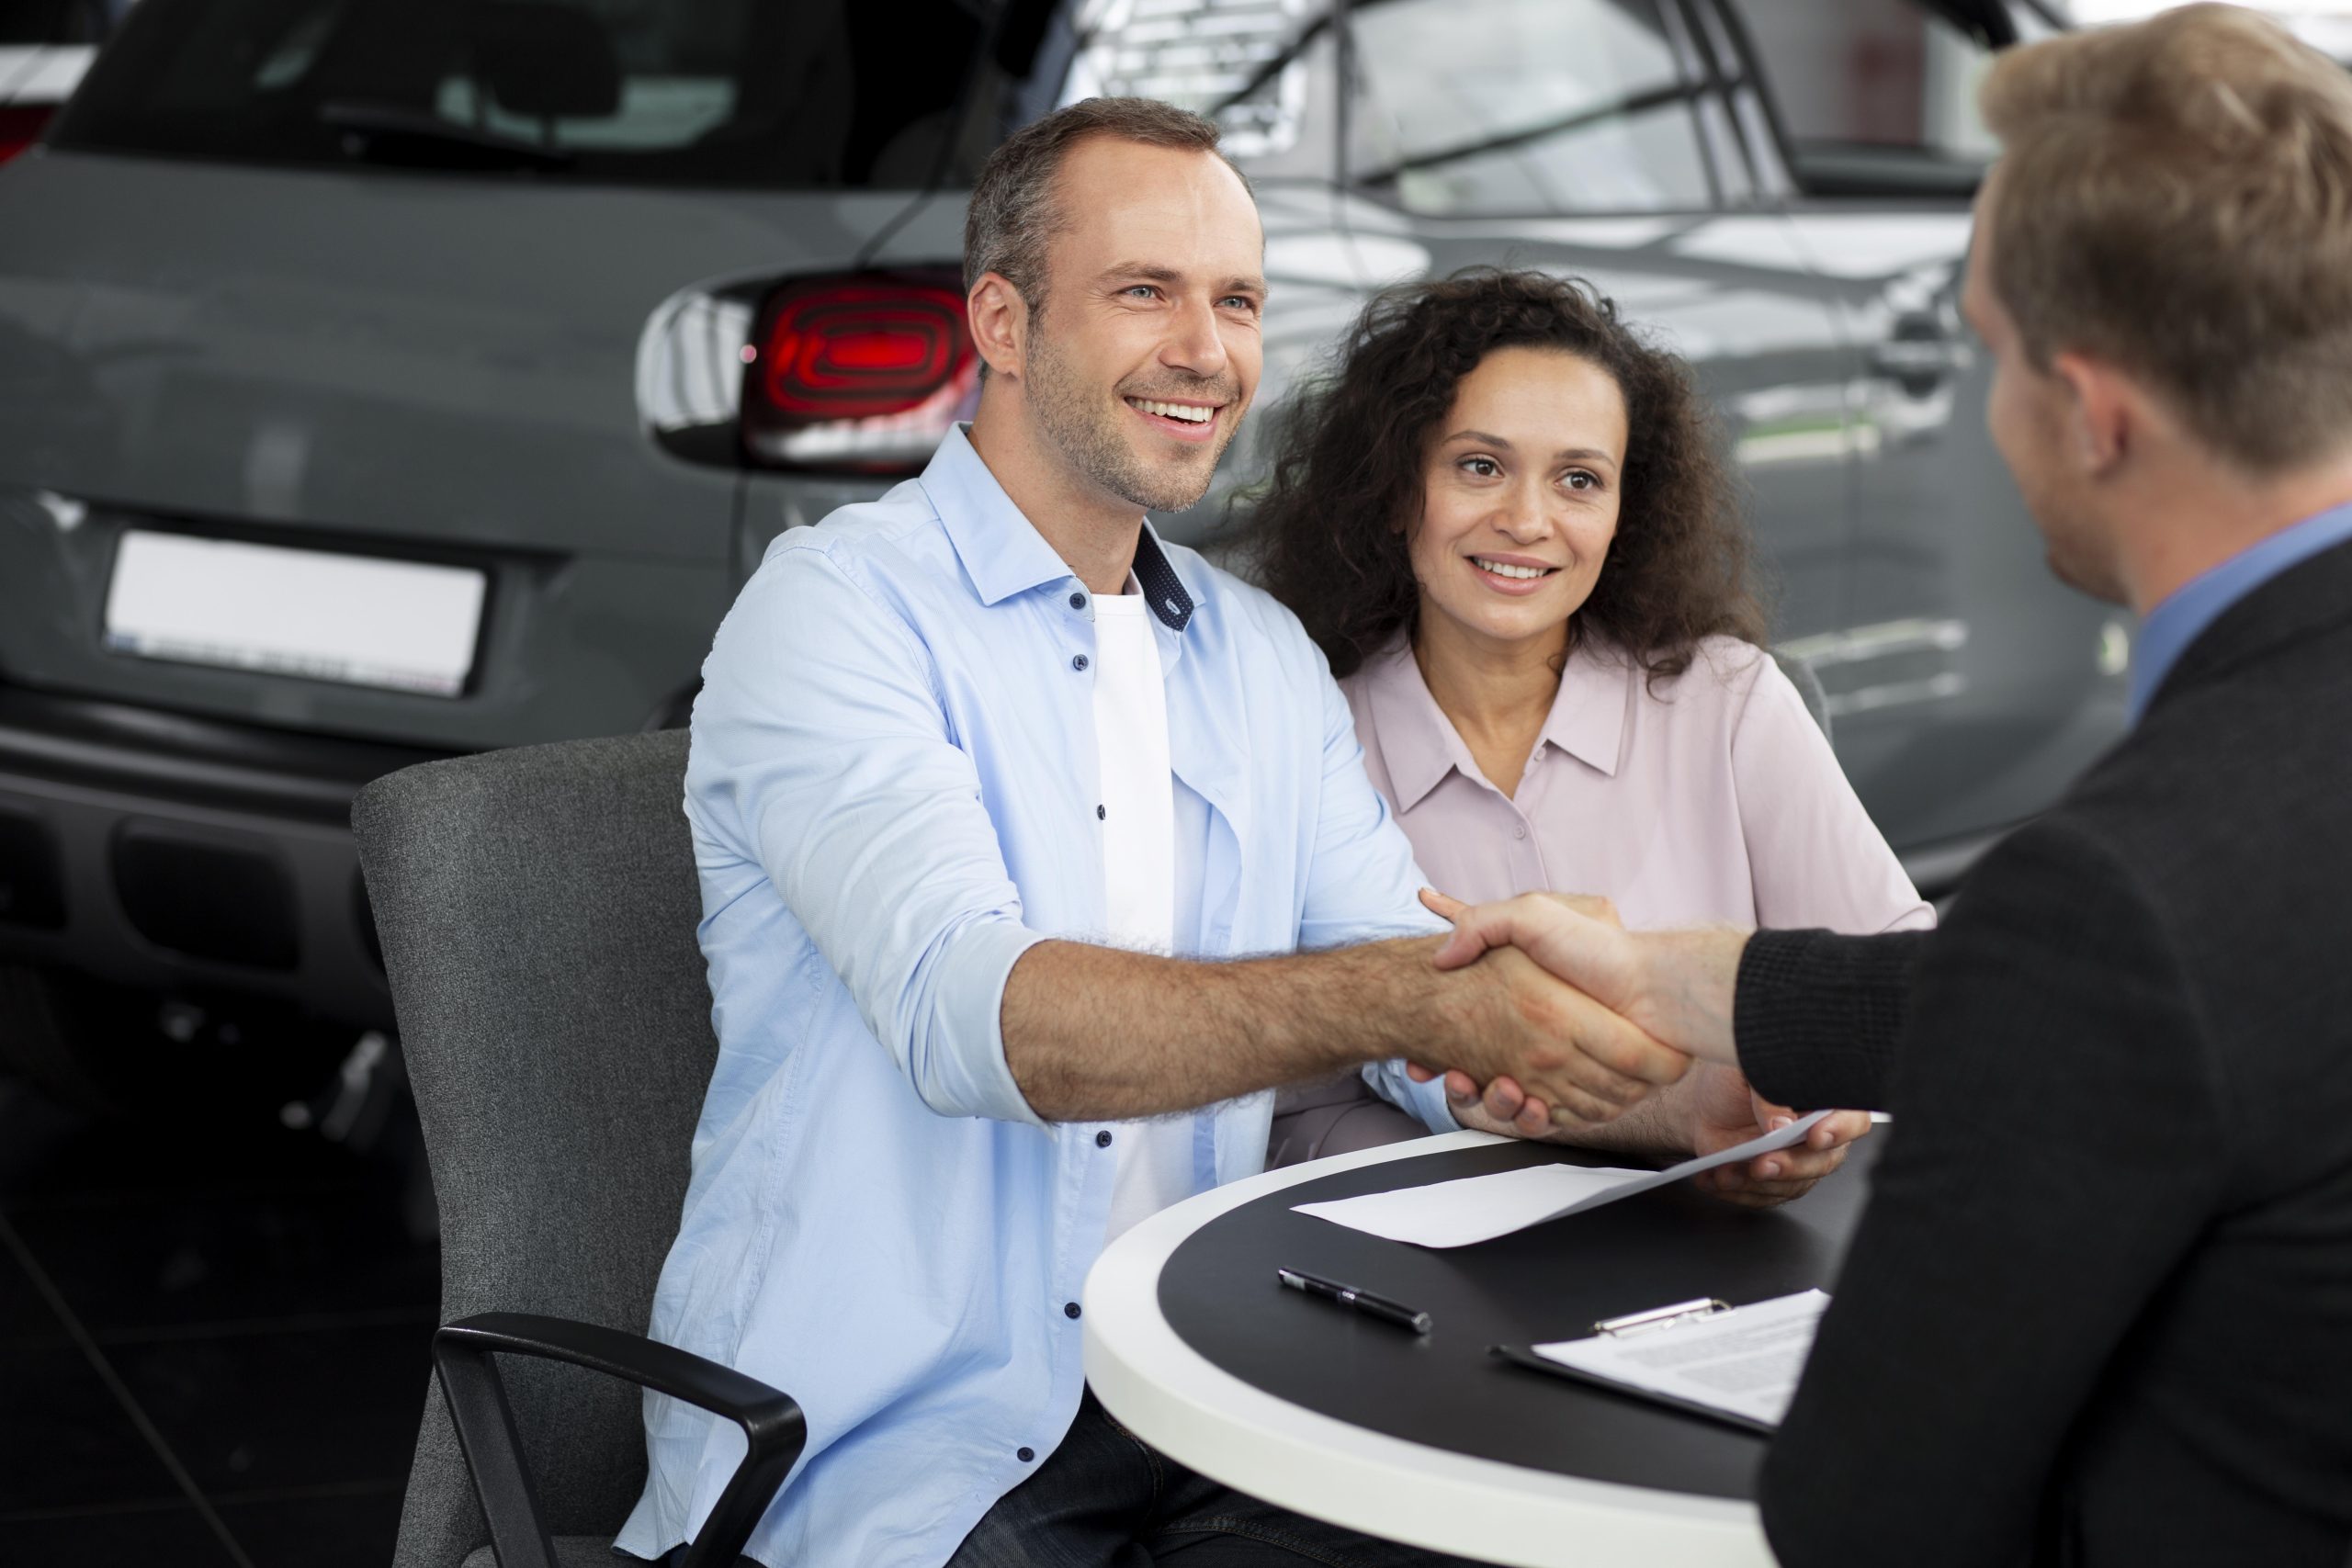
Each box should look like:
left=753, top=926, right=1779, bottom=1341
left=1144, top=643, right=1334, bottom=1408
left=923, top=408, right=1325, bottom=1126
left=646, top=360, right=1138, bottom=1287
left=689, top=544, right=1047, bottom=1125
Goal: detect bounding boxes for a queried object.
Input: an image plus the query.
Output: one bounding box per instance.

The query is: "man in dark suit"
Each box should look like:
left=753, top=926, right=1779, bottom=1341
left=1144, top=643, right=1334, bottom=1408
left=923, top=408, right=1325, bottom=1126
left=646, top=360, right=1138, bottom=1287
left=1420, top=6, right=2352, bottom=1564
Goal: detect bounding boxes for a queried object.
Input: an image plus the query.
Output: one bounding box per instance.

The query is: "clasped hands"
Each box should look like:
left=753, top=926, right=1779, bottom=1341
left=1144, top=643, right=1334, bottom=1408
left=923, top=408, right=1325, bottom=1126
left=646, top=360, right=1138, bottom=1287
left=1411, top=889, right=1868, bottom=1209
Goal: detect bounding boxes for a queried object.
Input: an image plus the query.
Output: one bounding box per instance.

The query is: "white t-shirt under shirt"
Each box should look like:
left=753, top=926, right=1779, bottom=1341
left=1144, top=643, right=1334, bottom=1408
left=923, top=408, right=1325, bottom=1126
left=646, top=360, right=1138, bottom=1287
left=1090, top=580, right=1199, bottom=1243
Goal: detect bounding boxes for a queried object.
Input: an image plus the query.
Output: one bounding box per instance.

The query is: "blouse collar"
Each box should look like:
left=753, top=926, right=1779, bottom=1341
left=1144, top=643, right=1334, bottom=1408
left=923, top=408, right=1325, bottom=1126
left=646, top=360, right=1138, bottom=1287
left=1358, top=629, right=1630, bottom=811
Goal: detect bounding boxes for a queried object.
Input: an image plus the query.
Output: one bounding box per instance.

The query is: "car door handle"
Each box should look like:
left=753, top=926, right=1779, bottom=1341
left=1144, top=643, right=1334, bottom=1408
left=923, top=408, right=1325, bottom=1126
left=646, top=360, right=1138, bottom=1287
left=1868, top=338, right=1969, bottom=381
left=1869, top=314, right=1971, bottom=393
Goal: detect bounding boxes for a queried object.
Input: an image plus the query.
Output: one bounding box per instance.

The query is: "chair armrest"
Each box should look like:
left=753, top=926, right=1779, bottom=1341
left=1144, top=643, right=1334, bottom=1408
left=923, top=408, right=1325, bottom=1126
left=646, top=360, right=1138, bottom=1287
left=434, top=1311, right=807, bottom=1568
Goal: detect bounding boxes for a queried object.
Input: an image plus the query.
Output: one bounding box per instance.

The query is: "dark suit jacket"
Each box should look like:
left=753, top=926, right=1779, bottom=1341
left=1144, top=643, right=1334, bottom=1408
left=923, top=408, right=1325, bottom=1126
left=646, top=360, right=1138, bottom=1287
left=1733, top=537, right=2352, bottom=1567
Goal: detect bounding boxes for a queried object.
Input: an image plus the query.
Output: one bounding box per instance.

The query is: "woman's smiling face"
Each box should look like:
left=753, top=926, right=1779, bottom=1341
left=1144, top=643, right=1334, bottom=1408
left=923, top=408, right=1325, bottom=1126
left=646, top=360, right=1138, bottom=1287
left=1408, top=344, right=1630, bottom=659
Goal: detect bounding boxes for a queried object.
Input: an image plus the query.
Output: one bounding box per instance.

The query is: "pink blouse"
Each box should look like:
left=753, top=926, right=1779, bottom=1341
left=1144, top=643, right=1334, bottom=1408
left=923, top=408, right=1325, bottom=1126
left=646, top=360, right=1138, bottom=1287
left=1340, top=635, right=1933, bottom=935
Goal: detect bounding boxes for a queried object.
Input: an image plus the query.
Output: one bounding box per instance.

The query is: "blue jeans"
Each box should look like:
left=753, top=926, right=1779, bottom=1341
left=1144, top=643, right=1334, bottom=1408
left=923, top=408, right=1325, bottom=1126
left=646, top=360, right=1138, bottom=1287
left=944, top=1388, right=1473, bottom=1568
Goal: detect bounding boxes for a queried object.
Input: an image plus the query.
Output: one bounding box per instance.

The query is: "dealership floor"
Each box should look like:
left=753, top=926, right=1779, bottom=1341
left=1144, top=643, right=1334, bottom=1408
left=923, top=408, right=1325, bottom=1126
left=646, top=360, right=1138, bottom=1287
left=0, top=1054, right=439, bottom=1566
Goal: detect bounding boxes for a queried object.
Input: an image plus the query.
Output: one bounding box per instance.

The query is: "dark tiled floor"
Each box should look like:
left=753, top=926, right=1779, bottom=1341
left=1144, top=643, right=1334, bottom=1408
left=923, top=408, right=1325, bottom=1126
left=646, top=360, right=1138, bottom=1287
left=0, top=1071, right=438, bottom=1567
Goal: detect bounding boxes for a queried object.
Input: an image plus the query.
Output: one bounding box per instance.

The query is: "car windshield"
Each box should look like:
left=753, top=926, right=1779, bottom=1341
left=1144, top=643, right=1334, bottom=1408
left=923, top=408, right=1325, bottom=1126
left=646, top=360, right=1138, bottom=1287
left=51, top=0, right=1060, bottom=186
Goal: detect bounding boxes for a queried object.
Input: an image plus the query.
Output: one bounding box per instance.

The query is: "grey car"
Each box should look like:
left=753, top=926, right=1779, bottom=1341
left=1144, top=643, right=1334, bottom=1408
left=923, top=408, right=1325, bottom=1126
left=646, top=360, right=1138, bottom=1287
left=1, top=0, right=123, bottom=161
left=0, top=0, right=2116, bottom=1089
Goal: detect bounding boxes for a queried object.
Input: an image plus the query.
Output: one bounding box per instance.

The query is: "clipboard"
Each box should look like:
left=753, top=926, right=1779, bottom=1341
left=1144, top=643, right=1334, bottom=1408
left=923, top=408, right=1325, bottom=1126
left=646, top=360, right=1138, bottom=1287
left=1489, top=1294, right=1809, bottom=1437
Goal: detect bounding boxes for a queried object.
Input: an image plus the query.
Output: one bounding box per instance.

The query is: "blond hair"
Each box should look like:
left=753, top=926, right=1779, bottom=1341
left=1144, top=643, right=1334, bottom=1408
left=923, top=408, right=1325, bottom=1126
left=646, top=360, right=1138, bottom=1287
left=1980, top=4, right=2352, bottom=471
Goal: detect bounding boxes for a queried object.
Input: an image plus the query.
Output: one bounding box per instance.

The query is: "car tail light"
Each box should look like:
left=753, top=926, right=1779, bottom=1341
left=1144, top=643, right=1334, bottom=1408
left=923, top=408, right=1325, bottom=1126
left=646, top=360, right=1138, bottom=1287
left=0, top=105, right=54, bottom=165
left=741, top=270, right=979, bottom=475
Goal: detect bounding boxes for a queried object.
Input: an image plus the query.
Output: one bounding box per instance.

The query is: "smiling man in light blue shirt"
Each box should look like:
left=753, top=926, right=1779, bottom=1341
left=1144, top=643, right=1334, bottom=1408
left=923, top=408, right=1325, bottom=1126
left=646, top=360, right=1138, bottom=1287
left=611, top=100, right=1702, bottom=1568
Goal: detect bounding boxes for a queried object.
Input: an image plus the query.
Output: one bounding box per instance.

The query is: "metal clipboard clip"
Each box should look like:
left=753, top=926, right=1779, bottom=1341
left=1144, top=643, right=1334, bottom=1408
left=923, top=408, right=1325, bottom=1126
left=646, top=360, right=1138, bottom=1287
left=1594, top=1297, right=1732, bottom=1338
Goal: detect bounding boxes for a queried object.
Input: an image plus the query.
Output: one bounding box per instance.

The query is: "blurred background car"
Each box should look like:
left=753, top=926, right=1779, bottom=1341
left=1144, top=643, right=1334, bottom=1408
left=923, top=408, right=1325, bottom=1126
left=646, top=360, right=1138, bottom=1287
left=0, top=0, right=127, bottom=166
left=0, top=0, right=2112, bottom=1107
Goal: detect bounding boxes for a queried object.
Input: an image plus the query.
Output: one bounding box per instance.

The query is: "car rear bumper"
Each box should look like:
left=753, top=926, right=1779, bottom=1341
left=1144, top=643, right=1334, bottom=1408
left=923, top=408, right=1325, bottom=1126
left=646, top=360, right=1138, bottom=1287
left=0, top=682, right=452, bottom=1030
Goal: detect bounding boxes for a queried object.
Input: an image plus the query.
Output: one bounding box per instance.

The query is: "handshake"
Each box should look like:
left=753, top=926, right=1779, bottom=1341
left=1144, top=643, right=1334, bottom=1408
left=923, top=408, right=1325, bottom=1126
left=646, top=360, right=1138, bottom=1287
left=1407, top=888, right=1868, bottom=1208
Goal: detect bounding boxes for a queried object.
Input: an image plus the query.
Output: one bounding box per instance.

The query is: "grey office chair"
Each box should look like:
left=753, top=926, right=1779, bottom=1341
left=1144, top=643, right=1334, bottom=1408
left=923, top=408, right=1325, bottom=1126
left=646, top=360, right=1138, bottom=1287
left=1772, top=649, right=1834, bottom=744
left=356, top=730, right=801, bottom=1568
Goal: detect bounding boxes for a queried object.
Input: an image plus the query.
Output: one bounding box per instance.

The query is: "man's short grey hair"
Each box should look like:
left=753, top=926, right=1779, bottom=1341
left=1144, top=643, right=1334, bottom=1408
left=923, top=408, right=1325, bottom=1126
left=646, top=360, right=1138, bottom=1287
left=964, top=97, right=1252, bottom=310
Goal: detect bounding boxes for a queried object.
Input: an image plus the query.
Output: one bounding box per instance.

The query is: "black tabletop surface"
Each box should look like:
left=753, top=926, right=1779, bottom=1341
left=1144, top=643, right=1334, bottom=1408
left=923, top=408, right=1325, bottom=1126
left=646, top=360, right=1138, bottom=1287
left=1157, top=1134, right=1880, bottom=1500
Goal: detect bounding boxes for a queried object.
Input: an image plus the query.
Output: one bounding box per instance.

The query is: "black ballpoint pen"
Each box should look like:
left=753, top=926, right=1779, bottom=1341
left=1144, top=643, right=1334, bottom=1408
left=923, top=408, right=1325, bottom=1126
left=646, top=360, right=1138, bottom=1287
left=1275, top=1267, right=1433, bottom=1335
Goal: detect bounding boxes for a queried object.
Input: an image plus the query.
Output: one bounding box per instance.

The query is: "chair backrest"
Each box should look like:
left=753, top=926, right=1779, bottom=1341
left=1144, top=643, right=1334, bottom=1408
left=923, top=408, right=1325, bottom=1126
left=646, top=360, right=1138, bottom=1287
left=1772, top=649, right=1834, bottom=745
left=355, top=730, right=716, bottom=1568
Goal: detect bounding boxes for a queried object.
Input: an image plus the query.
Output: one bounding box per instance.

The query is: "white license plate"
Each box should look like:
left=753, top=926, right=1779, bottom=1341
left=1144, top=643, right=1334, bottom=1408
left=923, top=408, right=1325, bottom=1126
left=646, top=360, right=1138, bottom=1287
left=104, top=531, right=488, bottom=698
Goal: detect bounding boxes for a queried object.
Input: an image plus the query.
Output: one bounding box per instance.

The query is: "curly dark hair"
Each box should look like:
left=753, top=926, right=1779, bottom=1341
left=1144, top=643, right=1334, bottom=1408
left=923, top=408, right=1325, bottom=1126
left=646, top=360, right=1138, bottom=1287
left=1250, top=269, right=1767, bottom=682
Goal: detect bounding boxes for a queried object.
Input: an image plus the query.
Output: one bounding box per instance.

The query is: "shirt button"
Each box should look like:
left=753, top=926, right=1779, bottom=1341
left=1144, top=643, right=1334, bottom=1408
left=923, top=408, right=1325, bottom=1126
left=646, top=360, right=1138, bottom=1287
left=1064, top=1302, right=1082, bottom=1319
left=1096, top=804, right=1106, bottom=820
left=1513, top=824, right=1527, bottom=840
left=1096, top=1130, right=1114, bottom=1147
left=1072, top=654, right=1089, bottom=672
left=1070, top=592, right=1088, bottom=610
left=1017, top=1447, right=1035, bottom=1462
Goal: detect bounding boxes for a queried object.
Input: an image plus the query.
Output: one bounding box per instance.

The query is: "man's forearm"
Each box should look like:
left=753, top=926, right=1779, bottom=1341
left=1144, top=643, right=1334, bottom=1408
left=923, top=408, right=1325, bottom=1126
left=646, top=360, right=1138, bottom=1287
left=1000, top=933, right=1690, bottom=1125
left=1001, top=937, right=1454, bottom=1122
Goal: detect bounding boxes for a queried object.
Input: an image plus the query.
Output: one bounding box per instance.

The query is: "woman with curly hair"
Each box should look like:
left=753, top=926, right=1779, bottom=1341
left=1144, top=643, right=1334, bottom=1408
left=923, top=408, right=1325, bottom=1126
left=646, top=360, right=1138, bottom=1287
left=1260, top=270, right=1929, bottom=1163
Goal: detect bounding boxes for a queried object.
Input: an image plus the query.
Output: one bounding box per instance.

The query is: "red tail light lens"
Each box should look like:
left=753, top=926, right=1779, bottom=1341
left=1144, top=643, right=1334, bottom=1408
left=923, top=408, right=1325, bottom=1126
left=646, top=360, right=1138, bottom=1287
left=742, top=270, right=979, bottom=474
left=0, top=105, right=55, bottom=166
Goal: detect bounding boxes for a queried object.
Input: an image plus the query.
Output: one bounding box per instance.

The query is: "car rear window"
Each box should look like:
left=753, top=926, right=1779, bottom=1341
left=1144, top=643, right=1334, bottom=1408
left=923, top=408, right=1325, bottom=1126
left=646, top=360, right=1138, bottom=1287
left=1723, top=0, right=1998, bottom=196
left=1346, top=0, right=1718, bottom=216
left=51, top=0, right=1058, bottom=186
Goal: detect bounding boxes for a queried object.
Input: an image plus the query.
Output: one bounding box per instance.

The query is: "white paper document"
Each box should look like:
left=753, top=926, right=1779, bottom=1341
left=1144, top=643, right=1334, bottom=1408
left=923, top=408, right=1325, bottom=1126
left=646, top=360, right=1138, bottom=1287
left=1532, top=1289, right=1831, bottom=1430
left=1291, top=1109, right=1832, bottom=1247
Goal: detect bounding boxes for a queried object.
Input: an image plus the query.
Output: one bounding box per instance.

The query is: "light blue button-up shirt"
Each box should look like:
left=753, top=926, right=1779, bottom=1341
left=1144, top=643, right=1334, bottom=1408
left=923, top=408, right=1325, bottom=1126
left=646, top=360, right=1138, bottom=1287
left=2127, top=500, right=2352, bottom=726
left=616, top=426, right=1450, bottom=1568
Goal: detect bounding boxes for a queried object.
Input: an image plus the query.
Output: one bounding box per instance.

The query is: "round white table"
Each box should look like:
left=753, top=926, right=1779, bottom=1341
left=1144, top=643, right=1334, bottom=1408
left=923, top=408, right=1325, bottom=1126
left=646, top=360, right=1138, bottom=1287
left=1082, top=1129, right=1874, bottom=1568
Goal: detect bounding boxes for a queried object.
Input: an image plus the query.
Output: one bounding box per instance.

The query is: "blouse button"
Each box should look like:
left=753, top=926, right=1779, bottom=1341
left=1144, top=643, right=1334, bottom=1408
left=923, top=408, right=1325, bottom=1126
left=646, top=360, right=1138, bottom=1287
left=1513, top=824, right=1528, bottom=840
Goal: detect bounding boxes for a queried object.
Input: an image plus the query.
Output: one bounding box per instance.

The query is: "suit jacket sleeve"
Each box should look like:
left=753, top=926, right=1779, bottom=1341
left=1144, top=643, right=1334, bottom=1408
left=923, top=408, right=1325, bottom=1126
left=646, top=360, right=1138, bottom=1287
left=1756, top=818, right=2227, bottom=1568
left=1735, top=926, right=1931, bottom=1112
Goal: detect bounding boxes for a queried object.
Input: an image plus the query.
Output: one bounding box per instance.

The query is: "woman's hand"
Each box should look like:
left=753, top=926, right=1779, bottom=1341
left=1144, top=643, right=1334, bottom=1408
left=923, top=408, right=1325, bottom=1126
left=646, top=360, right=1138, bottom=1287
left=1419, top=1053, right=1869, bottom=1209
left=1432, top=1064, right=1567, bottom=1142
left=1679, top=1067, right=1871, bottom=1209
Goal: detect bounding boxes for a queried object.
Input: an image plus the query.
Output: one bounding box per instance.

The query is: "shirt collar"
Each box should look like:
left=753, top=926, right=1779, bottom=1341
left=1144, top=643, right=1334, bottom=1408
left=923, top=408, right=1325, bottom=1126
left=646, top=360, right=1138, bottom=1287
left=1360, top=638, right=1476, bottom=811
left=1360, top=631, right=1630, bottom=811
left=1538, top=635, right=1631, bottom=777
left=2128, top=499, right=2352, bottom=725
left=919, top=423, right=1196, bottom=633
left=1129, top=522, right=1197, bottom=632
